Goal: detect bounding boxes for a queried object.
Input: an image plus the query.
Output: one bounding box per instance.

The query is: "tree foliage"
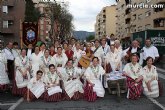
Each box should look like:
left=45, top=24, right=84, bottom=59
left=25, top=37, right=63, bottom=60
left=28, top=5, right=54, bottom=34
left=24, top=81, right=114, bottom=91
left=46, top=1, right=74, bottom=40
left=86, top=35, right=95, bottom=42
left=24, top=0, right=40, bottom=22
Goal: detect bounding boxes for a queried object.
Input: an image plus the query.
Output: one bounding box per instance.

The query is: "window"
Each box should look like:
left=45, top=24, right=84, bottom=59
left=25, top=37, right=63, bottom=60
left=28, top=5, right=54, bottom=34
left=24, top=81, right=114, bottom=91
left=154, top=18, right=165, bottom=27
left=2, top=6, right=8, bottom=13
left=3, top=21, right=8, bottom=28
left=132, top=14, right=136, bottom=20
left=145, top=24, right=151, bottom=29
left=138, top=26, right=143, bottom=31
left=145, top=10, right=151, bottom=17
left=138, top=14, right=143, bottom=20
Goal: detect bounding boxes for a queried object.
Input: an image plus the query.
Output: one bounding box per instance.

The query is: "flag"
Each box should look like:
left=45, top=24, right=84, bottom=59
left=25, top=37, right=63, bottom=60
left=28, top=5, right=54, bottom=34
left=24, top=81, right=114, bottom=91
left=22, top=22, right=38, bottom=46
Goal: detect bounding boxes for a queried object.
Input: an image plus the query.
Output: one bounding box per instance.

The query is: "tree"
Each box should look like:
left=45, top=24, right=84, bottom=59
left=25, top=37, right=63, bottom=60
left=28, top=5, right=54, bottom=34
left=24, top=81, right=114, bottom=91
left=24, top=0, right=40, bottom=22
left=86, top=35, right=95, bottom=42
left=46, top=1, right=74, bottom=41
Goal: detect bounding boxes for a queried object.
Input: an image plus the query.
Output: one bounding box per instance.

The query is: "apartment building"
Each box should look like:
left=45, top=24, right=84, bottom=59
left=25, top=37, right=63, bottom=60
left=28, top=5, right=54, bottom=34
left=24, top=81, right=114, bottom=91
left=0, top=0, right=25, bottom=45
left=95, top=5, right=117, bottom=39
left=116, top=0, right=165, bottom=40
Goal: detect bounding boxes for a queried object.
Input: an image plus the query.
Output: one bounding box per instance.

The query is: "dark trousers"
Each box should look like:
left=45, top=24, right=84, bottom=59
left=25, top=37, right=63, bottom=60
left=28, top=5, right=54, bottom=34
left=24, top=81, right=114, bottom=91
left=7, top=60, right=15, bottom=81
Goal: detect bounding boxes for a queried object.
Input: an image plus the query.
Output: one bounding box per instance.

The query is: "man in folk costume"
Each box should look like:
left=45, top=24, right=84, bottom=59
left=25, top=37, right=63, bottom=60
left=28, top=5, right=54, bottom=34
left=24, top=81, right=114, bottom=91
left=84, top=57, right=105, bottom=102
left=27, top=70, right=45, bottom=102
left=26, top=43, right=34, bottom=60
left=12, top=42, right=21, bottom=58
left=114, top=40, right=122, bottom=54
left=2, top=42, right=15, bottom=81
left=0, top=42, right=9, bottom=91
left=39, top=49, right=52, bottom=75
left=105, top=45, right=122, bottom=73
left=142, top=38, right=159, bottom=66
left=30, top=46, right=42, bottom=78
left=44, top=64, right=62, bottom=102
left=142, top=57, right=159, bottom=98
left=91, top=39, right=104, bottom=65
left=60, top=59, right=84, bottom=100
left=13, top=49, right=30, bottom=96
left=52, top=47, right=68, bottom=68
left=123, top=40, right=143, bottom=65
left=123, top=54, right=143, bottom=100
left=100, top=37, right=110, bottom=69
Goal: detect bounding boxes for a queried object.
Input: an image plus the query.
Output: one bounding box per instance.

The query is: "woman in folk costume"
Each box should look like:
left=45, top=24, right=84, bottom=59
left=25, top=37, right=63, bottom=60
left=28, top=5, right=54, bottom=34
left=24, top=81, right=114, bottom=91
left=61, top=59, right=84, bottom=100
left=0, top=48, right=9, bottom=91
left=49, top=45, right=56, bottom=57
left=30, top=46, right=42, bottom=78
left=105, top=45, right=122, bottom=73
left=44, top=64, right=62, bottom=102
left=52, top=47, right=68, bottom=68
left=65, top=44, right=74, bottom=60
left=39, top=43, right=46, bottom=56
left=40, top=49, right=52, bottom=75
left=13, top=49, right=30, bottom=96
left=62, top=42, right=68, bottom=53
left=123, top=54, right=143, bottom=100
left=142, top=57, right=159, bottom=98
left=27, top=70, right=45, bottom=102
left=73, top=42, right=83, bottom=67
left=92, top=39, right=104, bottom=65
left=84, top=57, right=105, bottom=102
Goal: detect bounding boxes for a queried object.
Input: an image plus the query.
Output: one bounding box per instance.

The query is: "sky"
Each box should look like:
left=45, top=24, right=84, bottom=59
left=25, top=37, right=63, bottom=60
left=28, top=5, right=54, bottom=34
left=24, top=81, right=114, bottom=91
left=56, top=0, right=116, bottom=32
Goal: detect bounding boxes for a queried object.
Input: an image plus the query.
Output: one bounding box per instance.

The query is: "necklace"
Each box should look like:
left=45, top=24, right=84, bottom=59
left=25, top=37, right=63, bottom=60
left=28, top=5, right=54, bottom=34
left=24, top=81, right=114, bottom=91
left=66, top=67, right=75, bottom=77
left=21, top=56, right=28, bottom=67
left=91, top=65, right=99, bottom=78
left=129, top=63, right=141, bottom=76
left=47, top=72, right=58, bottom=84
left=41, top=56, right=51, bottom=68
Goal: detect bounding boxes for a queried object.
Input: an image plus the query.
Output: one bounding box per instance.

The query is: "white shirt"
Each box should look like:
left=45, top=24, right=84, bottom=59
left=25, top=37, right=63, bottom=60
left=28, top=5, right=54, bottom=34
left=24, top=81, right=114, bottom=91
left=142, top=45, right=159, bottom=60
left=12, top=49, right=20, bottom=58
left=52, top=53, right=68, bottom=67
left=2, top=48, right=14, bottom=60
left=27, top=49, right=32, bottom=59
left=101, top=44, right=110, bottom=55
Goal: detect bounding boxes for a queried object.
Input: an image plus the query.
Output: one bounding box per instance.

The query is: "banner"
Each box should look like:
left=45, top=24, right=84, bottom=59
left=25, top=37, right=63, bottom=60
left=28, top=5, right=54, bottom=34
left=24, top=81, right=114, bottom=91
left=22, top=22, right=38, bottom=46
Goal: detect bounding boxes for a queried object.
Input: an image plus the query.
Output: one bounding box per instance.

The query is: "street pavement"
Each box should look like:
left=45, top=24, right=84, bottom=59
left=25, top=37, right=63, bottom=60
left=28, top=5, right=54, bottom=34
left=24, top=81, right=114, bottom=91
left=0, top=67, right=165, bottom=110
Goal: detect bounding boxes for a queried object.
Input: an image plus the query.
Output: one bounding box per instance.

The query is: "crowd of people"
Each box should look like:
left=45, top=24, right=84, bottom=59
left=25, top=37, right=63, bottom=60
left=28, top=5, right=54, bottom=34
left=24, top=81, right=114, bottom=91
left=0, top=37, right=161, bottom=102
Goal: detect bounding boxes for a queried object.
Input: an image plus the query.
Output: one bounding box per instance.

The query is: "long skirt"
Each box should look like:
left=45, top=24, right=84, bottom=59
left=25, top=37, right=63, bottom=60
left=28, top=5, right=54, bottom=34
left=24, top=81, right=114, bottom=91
left=63, top=90, right=83, bottom=101
left=0, top=84, right=8, bottom=91
left=106, top=63, right=112, bottom=73
left=126, top=76, right=143, bottom=100
left=12, top=80, right=27, bottom=96
left=143, top=80, right=159, bottom=98
left=84, top=82, right=97, bottom=102
left=24, top=90, right=44, bottom=102
left=44, top=91, right=61, bottom=102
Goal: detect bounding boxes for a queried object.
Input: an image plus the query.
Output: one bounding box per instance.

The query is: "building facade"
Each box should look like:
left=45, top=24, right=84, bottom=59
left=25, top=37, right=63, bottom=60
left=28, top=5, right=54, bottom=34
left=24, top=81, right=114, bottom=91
left=0, top=0, right=25, bottom=45
left=116, top=0, right=165, bottom=40
left=95, top=5, right=116, bottom=39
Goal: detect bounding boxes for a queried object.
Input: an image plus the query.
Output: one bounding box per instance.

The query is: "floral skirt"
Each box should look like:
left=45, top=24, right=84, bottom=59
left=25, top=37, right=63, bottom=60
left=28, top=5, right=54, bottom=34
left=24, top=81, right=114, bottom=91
left=12, top=80, right=27, bottom=96
left=44, top=91, right=61, bottom=102
left=126, top=76, right=143, bottom=100
left=84, top=82, right=97, bottom=102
